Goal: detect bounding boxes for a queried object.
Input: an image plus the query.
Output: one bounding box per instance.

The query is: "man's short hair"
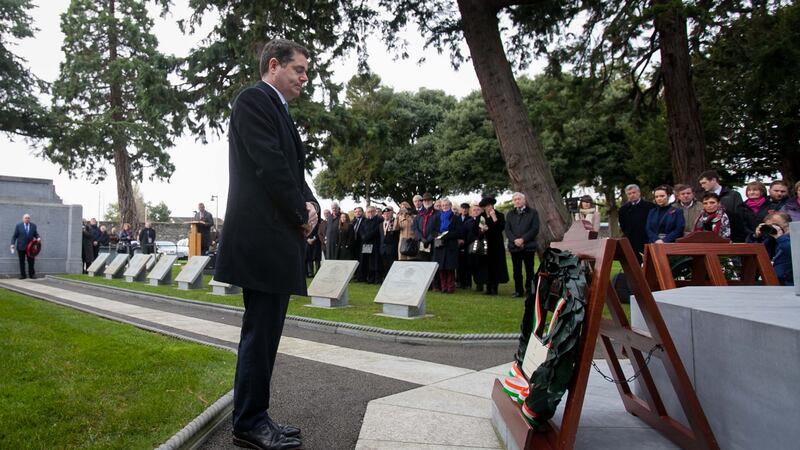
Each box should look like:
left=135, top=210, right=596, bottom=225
left=412, top=195, right=423, bottom=202
left=460, top=202, right=470, bottom=210
left=354, top=206, right=364, bottom=213
left=765, top=211, right=792, bottom=223
left=674, top=183, right=692, bottom=193
left=770, top=179, right=790, bottom=188
left=259, top=39, right=310, bottom=78
left=511, top=192, right=526, bottom=199
left=624, top=184, right=640, bottom=192
left=698, top=170, right=719, bottom=182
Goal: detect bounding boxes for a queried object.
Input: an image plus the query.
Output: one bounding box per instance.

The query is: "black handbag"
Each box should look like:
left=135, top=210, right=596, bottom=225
left=399, top=238, right=419, bottom=257
left=469, top=238, right=487, bottom=256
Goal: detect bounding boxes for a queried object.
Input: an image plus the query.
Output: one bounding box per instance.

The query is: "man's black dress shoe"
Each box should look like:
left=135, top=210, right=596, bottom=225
left=511, top=292, right=523, bottom=298
left=267, top=417, right=301, bottom=438
left=233, top=424, right=302, bottom=450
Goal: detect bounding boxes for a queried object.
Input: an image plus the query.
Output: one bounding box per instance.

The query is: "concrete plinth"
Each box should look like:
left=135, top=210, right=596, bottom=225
left=382, top=300, right=426, bottom=318
left=632, top=286, right=800, bottom=450
left=178, top=278, right=203, bottom=290
left=209, top=279, right=241, bottom=296
left=311, top=290, right=348, bottom=308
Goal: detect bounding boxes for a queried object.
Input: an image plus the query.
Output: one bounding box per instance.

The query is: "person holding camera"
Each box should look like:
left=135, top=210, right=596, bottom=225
left=747, top=212, right=794, bottom=286
left=748, top=212, right=793, bottom=286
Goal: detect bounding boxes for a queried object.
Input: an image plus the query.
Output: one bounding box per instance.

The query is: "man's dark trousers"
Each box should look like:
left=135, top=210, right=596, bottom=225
left=511, top=250, right=534, bottom=295
left=233, top=289, right=291, bottom=432
left=18, top=249, right=34, bottom=278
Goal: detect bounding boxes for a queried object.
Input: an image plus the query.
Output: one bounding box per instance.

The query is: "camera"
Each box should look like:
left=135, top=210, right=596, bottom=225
left=758, top=223, right=778, bottom=236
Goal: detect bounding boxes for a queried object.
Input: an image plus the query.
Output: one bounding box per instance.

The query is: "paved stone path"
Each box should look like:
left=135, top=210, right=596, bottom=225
left=0, top=278, right=678, bottom=450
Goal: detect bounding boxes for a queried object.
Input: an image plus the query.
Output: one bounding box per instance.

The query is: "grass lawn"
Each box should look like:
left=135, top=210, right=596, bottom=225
left=60, top=256, right=629, bottom=334
left=0, top=288, right=236, bottom=449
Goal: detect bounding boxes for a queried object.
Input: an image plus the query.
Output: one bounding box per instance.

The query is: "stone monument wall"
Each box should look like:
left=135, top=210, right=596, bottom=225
left=0, top=176, right=83, bottom=276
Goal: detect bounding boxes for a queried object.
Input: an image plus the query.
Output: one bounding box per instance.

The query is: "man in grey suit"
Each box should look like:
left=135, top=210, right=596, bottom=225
left=214, top=39, right=318, bottom=450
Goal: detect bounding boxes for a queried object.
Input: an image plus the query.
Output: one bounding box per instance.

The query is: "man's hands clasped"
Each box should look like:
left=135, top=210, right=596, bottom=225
left=302, top=202, right=318, bottom=236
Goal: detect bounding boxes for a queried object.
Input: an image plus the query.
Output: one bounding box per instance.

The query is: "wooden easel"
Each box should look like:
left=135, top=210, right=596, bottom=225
left=491, top=234, right=719, bottom=450
left=643, top=231, right=779, bottom=291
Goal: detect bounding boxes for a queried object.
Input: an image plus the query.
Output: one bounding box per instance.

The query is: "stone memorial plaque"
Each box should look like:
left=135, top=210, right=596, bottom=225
left=374, top=261, right=438, bottom=318
left=175, top=255, right=211, bottom=290
left=124, top=254, right=154, bottom=282
left=148, top=254, right=178, bottom=286
left=307, top=260, right=359, bottom=308
left=209, top=278, right=242, bottom=296
left=104, top=254, right=130, bottom=279
left=87, top=253, right=112, bottom=277
left=145, top=253, right=158, bottom=271
left=792, top=222, right=799, bottom=295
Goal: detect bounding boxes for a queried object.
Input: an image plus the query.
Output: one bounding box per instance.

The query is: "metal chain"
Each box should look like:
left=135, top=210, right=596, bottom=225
left=590, top=344, right=663, bottom=384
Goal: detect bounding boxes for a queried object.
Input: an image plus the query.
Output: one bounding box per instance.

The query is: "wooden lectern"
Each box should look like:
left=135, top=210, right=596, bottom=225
left=186, top=221, right=204, bottom=257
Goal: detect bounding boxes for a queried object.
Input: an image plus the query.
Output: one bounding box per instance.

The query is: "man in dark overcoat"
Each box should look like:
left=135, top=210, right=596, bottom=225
left=359, top=205, right=382, bottom=284
left=214, top=38, right=318, bottom=450
left=324, top=203, right=341, bottom=259
left=618, top=184, right=656, bottom=262
left=10, top=213, right=40, bottom=279
left=504, top=192, right=540, bottom=297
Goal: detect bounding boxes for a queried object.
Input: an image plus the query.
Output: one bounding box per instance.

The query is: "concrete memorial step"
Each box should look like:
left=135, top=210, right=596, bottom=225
left=123, top=254, right=154, bottom=282
left=374, top=261, right=438, bottom=318
left=307, top=260, right=359, bottom=308
left=175, top=255, right=210, bottom=290
left=87, top=253, right=112, bottom=277
left=148, top=254, right=177, bottom=286
left=103, top=253, right=129, bottom=279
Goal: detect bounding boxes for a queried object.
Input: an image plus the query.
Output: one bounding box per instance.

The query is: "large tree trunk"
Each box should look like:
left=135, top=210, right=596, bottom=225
left=603, top=185, right=620, bottom=238
left=457, top=0, right=569, bottom=246
left=108, top=0, right=138, bottom=228
left=654, top=0, right=707, bottom=187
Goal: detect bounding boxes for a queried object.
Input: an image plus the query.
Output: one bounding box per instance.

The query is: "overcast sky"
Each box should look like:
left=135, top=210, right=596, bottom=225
left=3, top=1, right=546, bottom=221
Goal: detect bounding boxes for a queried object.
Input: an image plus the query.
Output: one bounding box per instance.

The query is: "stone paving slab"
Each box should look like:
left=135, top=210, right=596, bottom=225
left=358, top=403, right=502, bottom=449
left=373, top=385, right=493, bottom=419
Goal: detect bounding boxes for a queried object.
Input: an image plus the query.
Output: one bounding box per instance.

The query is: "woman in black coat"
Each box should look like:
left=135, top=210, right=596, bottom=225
left=431, top=199, right=462, bottom=294
left=466, top=203, right=488, bottom=291
left=480, top=197, right=509, bottom=295
left=305, top=222, right=322, bottom=277
left=335, top=213, right=356, bottom=260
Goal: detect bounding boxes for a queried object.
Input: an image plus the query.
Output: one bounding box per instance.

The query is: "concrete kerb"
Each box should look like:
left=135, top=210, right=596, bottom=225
left=155, top=390, right=234, bottom=450
left=45, top=276, right=521, bottom=344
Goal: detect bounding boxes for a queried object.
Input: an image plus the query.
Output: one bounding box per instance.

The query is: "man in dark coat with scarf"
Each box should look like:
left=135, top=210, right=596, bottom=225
left=214, top=38, right=317, bottom=450
left=618, top=184, right=656, bottom=262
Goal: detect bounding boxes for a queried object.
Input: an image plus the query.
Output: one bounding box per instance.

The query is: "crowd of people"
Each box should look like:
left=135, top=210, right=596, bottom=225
left=309, top=170, right=795, bottom=292
left=309, top=191, right=541, bottom=297
left=618, top=170, right=796, bottom=285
